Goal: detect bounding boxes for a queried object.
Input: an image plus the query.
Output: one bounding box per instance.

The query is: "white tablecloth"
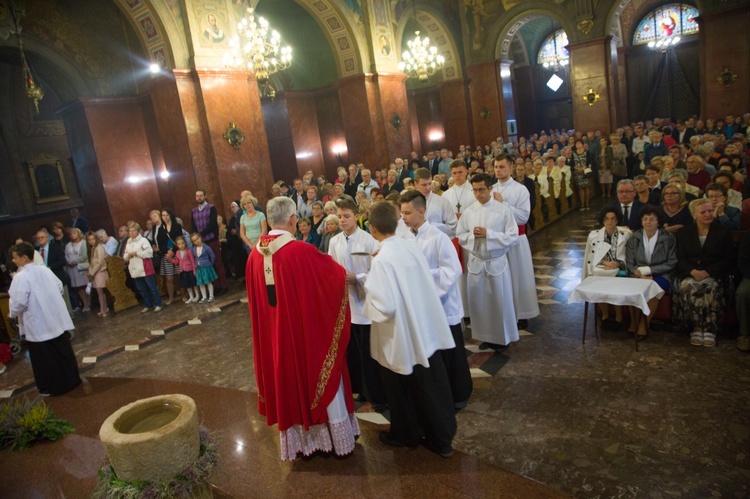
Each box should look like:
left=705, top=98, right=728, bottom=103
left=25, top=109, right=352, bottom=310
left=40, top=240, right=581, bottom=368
left=568, top=276, right=665, bottom=315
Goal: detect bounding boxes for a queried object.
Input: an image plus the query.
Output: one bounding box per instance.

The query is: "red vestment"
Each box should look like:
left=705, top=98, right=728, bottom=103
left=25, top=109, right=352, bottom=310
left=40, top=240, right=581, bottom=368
left=246, top=235, right=354, bottom=432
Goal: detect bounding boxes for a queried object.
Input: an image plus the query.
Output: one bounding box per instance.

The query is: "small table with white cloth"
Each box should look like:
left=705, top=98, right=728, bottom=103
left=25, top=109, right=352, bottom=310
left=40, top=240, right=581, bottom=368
left=568, top=276, right=666, bottom=351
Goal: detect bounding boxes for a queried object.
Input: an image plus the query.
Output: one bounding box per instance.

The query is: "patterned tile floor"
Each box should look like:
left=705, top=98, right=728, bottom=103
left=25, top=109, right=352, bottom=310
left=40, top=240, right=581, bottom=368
left=2, top=202, right=749, bottom=498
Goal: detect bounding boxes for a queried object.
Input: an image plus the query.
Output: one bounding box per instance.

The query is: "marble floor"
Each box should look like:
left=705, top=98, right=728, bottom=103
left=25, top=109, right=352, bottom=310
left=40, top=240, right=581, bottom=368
left=1, top=200, right=749, bottom=498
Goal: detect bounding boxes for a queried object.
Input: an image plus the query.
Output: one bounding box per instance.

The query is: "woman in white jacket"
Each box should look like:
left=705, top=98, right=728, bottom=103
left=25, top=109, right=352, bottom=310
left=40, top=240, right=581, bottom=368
left=583, top=207, right=632, bottom=324
left=123, top=223, right=163, bottom=313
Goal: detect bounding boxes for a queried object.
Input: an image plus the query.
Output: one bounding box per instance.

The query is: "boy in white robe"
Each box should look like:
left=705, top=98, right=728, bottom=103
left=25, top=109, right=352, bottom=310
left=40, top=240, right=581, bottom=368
left=400, top=191, right=473, bottom=409
left=8, top=242, right=80, bottom=396
left=363, top=202, right=457, bottom=457
left=457, top=173, right=520, bottom=350
left=442, top=160, right=476, bottom=320
left=328, top=198, right=384, bottom=407
left=413, top=167, right=458, bottom=237
left=491, top=154, right=540, bottom=329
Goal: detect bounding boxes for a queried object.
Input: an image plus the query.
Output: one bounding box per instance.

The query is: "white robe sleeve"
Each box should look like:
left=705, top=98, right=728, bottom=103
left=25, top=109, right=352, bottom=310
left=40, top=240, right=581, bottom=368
left=362, top=260, right=396, bottom=322
left=485, top=211, right=518, bottom=252
left=456, top=209, right=474, bottom=251
left=8, top=274, right=30, bottom=319
left=431, top=234, right=462, bottom=299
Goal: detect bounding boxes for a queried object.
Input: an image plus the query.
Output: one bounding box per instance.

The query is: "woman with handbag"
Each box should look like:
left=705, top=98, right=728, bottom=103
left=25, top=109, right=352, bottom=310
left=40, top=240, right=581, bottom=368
left=583, top=208, right=632, bottom=325
left=124, top=222, right=163, bottom=313
left=64, top=228, right=91, bottom=312
left=151, top=209, right=182, bottom=305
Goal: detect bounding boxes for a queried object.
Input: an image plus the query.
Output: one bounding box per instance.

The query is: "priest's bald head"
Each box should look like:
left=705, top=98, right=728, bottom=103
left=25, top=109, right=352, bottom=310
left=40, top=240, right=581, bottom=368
left=266, top=196, right=297, bottom=233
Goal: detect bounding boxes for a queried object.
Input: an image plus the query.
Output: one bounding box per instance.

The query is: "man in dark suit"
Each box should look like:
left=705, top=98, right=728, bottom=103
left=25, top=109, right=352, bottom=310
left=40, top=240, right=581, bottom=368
left=70, top=208, right=89, bottom=233
left=35, top=229, right=73, bottom=316
left=426, top=151, right=440, bottom=176
left=394, top=157, right=410, bottom=185
left=671, top=120, right=697, bottom=145
left=603, top=179, right=645, bottom=230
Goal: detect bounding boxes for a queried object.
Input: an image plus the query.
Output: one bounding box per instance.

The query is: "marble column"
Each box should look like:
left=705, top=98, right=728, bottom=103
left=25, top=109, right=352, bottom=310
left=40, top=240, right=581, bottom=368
left=568, top=36, right=621, bottom=133
left=697, top=5, right=750, bottom=118
left=59, top=97, right=161, bottom=233
left=466, top=60, right=502, bottom=148
left=285, top=91, right=326, bottom=178
left=439, top=78, right=473, bottom=150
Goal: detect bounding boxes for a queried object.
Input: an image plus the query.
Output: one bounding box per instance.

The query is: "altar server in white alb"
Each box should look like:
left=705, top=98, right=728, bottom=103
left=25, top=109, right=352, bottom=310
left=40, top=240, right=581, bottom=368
left=491, top=154, right=540, bottom=329
left=363, top=202, right=457, bottom=458
left=413, top=167, right=458, bottom=237
left=400, top=190, right=473, bottom=410
left=442, top=160, right=476, bottom=317
left=457, top=173, right=520, bottom=351
left=8, top=242, right=81, bottom=396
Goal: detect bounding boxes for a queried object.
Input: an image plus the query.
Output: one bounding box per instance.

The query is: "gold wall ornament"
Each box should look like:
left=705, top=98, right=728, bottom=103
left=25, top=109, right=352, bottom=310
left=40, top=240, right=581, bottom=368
left=223, top=123, right=245, bottom=150
left=577, top=19, right=593, bottom=35
left=480, top=106, right=491, bottom=120
left=583, top=88, right=600, bottom=106
left=716, top=67, right=738, bottom=87
left=390, top=112, right=402, bottom=130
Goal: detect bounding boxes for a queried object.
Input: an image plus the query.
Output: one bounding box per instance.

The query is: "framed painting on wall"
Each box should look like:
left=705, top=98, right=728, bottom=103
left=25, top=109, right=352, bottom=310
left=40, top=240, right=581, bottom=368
left=26, top=154, right=69, bottom=204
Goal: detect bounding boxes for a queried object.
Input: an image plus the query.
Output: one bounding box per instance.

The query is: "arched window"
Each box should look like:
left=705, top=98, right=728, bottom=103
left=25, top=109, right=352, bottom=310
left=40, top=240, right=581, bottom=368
left=633, top=3, right=699, bottom=46
left=537, top=29, right=569, bottom=68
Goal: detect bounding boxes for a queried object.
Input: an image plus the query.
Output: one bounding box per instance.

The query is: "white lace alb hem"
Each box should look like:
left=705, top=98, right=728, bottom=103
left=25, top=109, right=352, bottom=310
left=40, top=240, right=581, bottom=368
left=280, top=413, right=360, bottom=462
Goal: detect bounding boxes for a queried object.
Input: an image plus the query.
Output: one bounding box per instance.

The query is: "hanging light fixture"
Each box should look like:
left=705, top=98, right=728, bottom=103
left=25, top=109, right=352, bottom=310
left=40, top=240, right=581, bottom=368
left=398, top=1, right=444, bottom=81
left=8, top=1, right=44, bottom=114
left=224, top=7, right=291, bottom=99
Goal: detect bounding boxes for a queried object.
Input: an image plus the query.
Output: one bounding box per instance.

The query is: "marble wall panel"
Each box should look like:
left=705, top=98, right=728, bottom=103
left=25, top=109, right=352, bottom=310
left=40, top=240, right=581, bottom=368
left=285, top=92, right=326, bottom=178
left=147, top=75, right=199, bottom=223
left=140, top=98, right=174, bottom=214
left=315, top=89, right=347, bottom=177
left=568, top=38, right=613, bottom=134
left=262, top=95, right=298, bottom=184
left=699, top=6, right=750, bottom=118
left=408, top=93, right=422, bottom=154
left=513, top=66, right=537, bottom=137
left=174, top=70, right=219, bottom=210
left=413, top=88, right=444, bottom=152
left=365, top=75, right=390, bottom=168
left=466, top=61, right=503, bottom=148
left=338, top=75, right=377, bottom=168
left=617, top=47, right=629, bottom=124
left=195, top=70, right=275, bottom=212
left=375, top=73, right=412, bottom=162
left=439, top=79, right=472, bottom=151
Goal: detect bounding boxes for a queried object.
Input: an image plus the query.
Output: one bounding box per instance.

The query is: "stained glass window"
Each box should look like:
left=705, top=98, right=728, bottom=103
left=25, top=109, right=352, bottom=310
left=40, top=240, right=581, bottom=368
left=633, top=3, right=699, bottom=46
left=537, top=29, right=569, bottom=68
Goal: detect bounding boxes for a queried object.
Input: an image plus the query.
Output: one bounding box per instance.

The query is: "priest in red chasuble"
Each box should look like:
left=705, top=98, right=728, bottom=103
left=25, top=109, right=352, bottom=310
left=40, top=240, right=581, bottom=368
left=246, top=196, right=360, bottom=461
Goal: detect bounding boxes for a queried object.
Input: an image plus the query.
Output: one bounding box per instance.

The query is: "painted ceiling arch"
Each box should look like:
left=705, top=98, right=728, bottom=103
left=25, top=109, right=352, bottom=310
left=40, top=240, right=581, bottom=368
left=395, top=6, right=463, bottom=81
left=488, top=3, right=576, bottom=63
left=112, top=0, right=177, bottom=69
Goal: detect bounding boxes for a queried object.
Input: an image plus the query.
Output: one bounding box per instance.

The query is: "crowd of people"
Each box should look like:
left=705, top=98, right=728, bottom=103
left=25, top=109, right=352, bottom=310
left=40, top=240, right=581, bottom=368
left=2, top=112, right=749, bottom=460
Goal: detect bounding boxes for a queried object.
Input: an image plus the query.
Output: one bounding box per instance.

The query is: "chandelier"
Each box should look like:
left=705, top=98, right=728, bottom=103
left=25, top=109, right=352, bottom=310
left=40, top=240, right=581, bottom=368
left=224, top=7, right=291, bottom=97
left=8, top=1, right=44, bottom=113
left=398, top=30, right=445, bottom=81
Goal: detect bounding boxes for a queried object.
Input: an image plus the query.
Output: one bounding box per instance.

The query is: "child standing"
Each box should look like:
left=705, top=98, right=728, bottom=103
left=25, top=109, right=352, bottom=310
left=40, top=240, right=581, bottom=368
left=573, top=163, right=594, bottom=211
left=170, top=236, right=199, bottom=303
left=191, top=233, right=218, bottom=302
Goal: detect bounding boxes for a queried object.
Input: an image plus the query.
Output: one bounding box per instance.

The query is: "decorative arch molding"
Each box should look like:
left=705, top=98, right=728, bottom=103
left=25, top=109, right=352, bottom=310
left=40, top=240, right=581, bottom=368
left=296, top=0, right=365, bottom=79
left=605, top=0, right=702, bottom=48
left=394, top=6, right=462, bottom=80
left=489, top=4, right=576, bottom=63
left=111, top=0, right=176, bottom=69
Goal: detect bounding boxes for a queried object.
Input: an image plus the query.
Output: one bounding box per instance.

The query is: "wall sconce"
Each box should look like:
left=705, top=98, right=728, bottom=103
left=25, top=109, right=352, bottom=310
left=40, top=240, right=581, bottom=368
left=428, top=131, right=443, bottom=149
left=332, top=144, right=347, bottom=163
left=160, top=170, right=170, bottom=184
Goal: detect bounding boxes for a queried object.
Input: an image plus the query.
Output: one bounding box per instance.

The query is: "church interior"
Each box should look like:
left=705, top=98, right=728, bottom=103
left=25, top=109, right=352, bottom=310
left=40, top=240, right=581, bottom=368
left=0, top=0, right=749, bottom=497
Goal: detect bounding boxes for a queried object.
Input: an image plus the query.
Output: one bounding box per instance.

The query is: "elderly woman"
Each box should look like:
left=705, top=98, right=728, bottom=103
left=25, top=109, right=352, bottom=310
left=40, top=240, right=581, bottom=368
left=296, top=217, right=321, bottom=247
left=584, top=207, right=632, bottom=324
left=239, top=193, right=267, bottom=252
left=625, top=205, right=677, bottom=337
left=310, top=201, right=326, bottom=235
left=711, top=172, right=743, bottom=209
left=675, top=198, right=733, bottom=347
left=65, top=227, right=91, bottom=312
left=123, top=222, right=163, bottom=313
left=318, top=214, right=342, bottom=254
left=705, top=183, right=741, bottom=230
left=659, top=182, right=692, bottom=233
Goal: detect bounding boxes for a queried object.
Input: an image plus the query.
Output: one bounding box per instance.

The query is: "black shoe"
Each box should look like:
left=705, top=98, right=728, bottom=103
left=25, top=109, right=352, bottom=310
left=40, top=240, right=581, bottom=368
left=454, top=399, right=469, bottom=413
left=379, top=431, right=416, bottom=449
left=479, top=342, right=508, bottom=352
left=517, top=319, right=528, bottom=330
left=421, top=438, right=453, bottom=458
